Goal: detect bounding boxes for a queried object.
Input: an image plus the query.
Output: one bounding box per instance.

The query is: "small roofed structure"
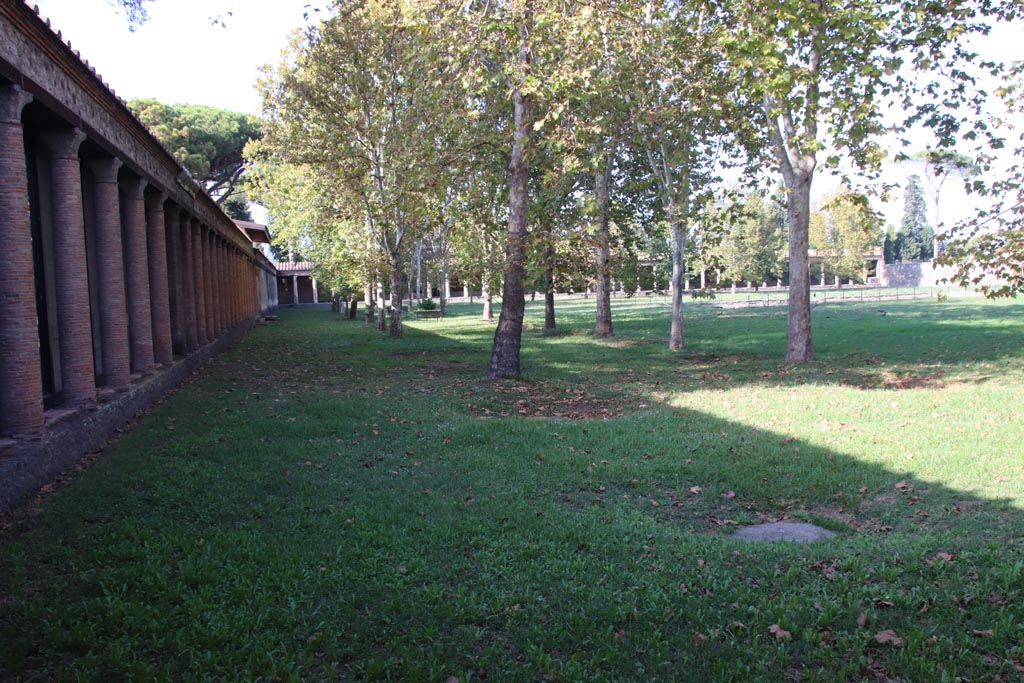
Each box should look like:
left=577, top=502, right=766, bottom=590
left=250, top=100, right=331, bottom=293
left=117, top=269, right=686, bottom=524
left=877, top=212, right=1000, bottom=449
left=232, top=219, right=272, bottom=246
left=275, top=261, right=330, bottom=305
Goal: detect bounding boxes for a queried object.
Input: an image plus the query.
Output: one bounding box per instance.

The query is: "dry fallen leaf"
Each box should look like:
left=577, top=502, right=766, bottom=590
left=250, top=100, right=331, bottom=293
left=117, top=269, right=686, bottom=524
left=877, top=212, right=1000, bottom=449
left=972, top=629, right=994, bottom=638
left=895, top=480, right=910, bottom=491
left=769, top=624, right=791, bottom=640
left=857, top=612, right=868, bottom=627
left=722, top=490, right=736, bottom=499
left=874, top=629, right=902, bottom=646
left=689, top=486, right=702, bottom=495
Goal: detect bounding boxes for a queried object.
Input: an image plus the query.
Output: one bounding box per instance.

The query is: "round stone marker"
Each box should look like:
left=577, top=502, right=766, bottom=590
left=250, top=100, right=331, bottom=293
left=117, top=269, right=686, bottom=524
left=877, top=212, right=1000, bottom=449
left=731, top=522, right=835, bottom=543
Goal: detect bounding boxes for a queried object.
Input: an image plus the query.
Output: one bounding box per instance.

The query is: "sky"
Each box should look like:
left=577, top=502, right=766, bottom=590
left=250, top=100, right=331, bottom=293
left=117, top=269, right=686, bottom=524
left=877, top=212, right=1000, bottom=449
left=29, top=0, right=1024, bottom=232
left=33, top=0, right=319, bottom=114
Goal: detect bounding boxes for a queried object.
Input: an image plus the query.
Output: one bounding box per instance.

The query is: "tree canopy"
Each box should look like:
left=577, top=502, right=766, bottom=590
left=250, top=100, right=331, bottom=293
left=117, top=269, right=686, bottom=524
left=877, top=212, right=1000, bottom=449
left=129, top=98, right=261, bottom=203
left=245, top=0, right=1021, bottom=369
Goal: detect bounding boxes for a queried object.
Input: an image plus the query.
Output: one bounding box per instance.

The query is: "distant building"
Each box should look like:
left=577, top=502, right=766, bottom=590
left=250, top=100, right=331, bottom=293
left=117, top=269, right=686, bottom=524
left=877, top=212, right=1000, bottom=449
left=275, top=261, right=330, bottom=305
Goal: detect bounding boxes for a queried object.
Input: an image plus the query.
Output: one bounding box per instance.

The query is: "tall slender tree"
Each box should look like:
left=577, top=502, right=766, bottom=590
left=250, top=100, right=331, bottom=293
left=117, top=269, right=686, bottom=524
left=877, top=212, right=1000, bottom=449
left=899, top=175, right=932, bottom=261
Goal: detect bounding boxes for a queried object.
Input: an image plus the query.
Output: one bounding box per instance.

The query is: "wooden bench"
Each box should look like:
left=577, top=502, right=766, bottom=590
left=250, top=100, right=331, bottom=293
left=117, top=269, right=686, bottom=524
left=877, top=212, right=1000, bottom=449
left=414, top=309, right=443, bottom=320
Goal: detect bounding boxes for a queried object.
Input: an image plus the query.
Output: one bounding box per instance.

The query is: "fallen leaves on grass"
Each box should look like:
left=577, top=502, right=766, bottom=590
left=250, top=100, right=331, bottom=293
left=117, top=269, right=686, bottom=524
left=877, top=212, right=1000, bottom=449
left=769, top=624, right=791, bottom=640
left=874, top=630, right=902, bottom=646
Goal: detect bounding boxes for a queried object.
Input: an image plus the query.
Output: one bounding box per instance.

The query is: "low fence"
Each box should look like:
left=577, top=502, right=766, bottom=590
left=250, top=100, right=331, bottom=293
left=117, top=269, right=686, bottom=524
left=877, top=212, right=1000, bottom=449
left=687, top=286, right=974, bottom=309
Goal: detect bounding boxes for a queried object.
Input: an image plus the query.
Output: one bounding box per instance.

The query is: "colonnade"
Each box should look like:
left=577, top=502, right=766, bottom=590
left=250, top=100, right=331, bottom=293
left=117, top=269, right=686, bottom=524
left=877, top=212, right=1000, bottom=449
left=0, top=84, right=267, bottom=440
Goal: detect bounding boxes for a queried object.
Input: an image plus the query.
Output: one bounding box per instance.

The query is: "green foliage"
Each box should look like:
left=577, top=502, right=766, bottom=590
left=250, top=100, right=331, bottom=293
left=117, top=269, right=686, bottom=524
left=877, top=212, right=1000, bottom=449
left=809, top=190, right=883, bottom=283
left=129, top=98, right=261, bottom=200
left=719, top=191, right=788, bottom=286
left=899, top=175, right=933, bottom=261
left=416, top=298, right=438, bottom=310
left=221, top=195, right=253, bottom=222
left=939, top=62, right=1024, bottom=297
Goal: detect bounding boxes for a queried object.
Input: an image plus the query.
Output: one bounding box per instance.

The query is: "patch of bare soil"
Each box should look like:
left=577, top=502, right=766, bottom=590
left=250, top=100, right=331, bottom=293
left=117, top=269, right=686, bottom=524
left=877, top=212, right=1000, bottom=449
left=461, top=379, right=642, bottom=420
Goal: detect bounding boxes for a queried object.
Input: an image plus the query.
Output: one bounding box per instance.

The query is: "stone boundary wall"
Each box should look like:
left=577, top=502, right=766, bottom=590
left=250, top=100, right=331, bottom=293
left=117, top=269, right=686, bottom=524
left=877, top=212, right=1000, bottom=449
left=879, top=262, right=1006, bottom=289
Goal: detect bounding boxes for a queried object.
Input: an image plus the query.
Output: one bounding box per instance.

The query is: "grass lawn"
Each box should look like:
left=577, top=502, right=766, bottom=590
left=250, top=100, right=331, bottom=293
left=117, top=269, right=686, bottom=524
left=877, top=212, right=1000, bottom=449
left=2, top=296, right=1023, bottom=682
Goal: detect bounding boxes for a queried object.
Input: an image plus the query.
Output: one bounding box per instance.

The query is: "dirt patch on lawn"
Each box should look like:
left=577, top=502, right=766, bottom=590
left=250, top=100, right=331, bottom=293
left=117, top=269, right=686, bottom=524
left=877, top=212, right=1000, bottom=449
left=462, top=379, right=642, bottom=421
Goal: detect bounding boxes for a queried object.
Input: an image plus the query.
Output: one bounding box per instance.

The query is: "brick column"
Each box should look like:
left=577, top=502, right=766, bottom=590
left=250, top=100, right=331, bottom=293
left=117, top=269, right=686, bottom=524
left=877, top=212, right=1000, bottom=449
left=146, top=192, right=173, bottom=365
left=218, top=238, right=227, bottom=332
left=207, top=230, right=220, bottom=336
left=43, top=128, right=95, bottom=406
left=192, top=221, right=208, bottom=345
left=87, top=157, right=130, bottom=391
left=181, top=213, right=197, bottom=351
left=165, top=206, right=185, bottom=356
left=212, top=237, right=223, bottom=333
left=230, top=249, right=237, bottom=325
left=0, top=85, right=44, bottom=437
left=201, top=226, right=214, bottom=341
left=122, top=177, right=153, bottom=375
left=222, top=246, right=231, bottom=327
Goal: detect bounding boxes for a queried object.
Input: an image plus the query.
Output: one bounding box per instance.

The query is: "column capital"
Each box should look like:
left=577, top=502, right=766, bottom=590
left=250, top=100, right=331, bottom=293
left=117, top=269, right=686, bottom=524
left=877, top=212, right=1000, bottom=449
left=0, top=85, right=33, bottom=123
left=123, top=175, right=148, bottom=200
left=85, top=156, right=123, bottom=183
left=145, top=189, right=168, bottom=211
left=41, top=127, right=86, bottom=159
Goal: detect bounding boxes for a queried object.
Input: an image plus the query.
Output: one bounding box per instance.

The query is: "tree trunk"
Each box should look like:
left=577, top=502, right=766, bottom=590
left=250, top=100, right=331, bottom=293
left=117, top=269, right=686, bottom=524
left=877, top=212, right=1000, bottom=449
left=364, top=280, right=375, bottom=323
left=593, top=157, right=613, bottom=337
left=390, top=251, right=404, bottom=338
left=439, top=265, right=448, bottom=316
left=416, top=239, right=423, bottom=302
left=669, top=214, right=686, bottom=350
left=482, top=275, right=493, bottom=321
left=489, top=84, right=532, bottom=378
left=377, top=283, right=386, bottom=332
left=349, top=299, right=358, bottom=320
left=544, top=257, right=556, bottom=330
left=785, top=170, right=814, bottom=363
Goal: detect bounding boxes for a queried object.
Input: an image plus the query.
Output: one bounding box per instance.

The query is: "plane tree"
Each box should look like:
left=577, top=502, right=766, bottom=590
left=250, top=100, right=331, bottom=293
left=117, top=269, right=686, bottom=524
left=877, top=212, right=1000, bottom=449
left=724, top=0, right=1013, bottom=362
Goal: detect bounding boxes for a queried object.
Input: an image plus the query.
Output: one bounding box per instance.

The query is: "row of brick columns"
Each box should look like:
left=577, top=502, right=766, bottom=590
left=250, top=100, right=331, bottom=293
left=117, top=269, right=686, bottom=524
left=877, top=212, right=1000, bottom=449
left=0, top=85, right=261, bottom=439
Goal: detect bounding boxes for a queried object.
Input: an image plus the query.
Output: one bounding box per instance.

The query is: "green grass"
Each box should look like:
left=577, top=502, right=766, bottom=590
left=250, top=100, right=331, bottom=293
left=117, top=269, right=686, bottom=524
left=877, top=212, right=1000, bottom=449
left=2, top=296, right=1024, bottom=682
